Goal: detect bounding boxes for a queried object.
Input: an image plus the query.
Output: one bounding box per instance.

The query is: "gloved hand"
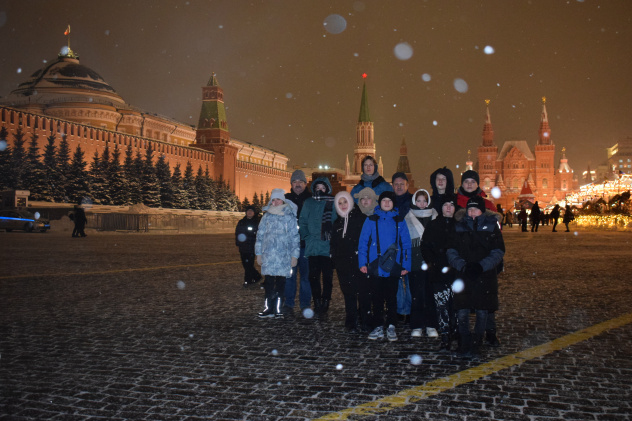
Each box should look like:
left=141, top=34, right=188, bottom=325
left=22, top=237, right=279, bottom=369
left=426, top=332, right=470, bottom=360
left=291, top=257, right=298, bottom=267
left=257, top=255, right=263, bottom=266
left=464, top=262, right=483, bottom=280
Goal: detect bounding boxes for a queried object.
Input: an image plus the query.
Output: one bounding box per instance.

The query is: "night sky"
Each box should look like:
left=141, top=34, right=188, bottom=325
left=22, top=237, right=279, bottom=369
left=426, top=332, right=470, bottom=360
left=1, top=1, right=631, bottom=186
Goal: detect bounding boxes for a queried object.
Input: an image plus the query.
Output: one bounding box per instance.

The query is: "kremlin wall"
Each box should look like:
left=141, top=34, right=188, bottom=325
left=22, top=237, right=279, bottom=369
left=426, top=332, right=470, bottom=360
left=1, top=44, right=583, bottom=211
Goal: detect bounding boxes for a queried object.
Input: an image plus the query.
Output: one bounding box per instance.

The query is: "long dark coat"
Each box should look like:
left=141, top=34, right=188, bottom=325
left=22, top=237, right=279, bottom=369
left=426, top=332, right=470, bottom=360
left=235, top=215, right=260, bottom=254
left=330, top=206, right=366, bottom=269
left=447, top=212, right=505, bottom=311
left=420, top=215, right=457, bottom=290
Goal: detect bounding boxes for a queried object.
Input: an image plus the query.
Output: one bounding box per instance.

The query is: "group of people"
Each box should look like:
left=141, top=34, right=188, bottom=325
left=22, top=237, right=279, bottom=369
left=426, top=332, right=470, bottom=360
left=516, top=202, right=575, bottom=232
left=235, top=157, right=505, bottom=359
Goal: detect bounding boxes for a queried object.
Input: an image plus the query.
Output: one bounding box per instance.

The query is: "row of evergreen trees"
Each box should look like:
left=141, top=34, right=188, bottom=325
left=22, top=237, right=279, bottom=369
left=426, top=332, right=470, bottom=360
left=0, top=126, right=243, bottom=211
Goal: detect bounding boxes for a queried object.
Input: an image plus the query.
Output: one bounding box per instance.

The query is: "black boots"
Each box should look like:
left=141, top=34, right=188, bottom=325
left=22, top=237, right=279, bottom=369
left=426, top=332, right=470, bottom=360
left=258, top=295, right=283, bottom=319
left=313, top=299, right=322, bottom=315
left=439, top=334, right=451, bottom=352
left=485, top=329, right=501, bottom=347
left=258, top=298, right=275, bottom=318
left=321, top=299, right=330, bottom=314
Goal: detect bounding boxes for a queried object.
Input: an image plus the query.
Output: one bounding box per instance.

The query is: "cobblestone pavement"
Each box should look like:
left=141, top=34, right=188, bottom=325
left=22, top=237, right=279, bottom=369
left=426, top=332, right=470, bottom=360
left=1, top=227, right=631, bottom=420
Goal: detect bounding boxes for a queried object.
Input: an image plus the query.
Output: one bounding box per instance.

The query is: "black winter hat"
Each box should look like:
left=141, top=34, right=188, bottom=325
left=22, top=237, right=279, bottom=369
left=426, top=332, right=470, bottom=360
left=461, top=170, right=480, bottom=185
left=442, top=193, right=457, bottom=206
left=378, top=191, right=397, bottom=207
left=466, top=196, right=486, bottom=213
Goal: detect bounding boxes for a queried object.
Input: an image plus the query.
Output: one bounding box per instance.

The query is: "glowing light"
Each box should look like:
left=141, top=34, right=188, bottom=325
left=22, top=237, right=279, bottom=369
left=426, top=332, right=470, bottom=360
left=441, top=266, right=449, bottom=274
left=394, top=42, right=413, bottom=60
left=421, top=263, right=428, bottom=271
left=432, top=120, right=438, bottom=126
left=491, top=186, right=502, bottom=199
left=17, top=68, right=22, bottom=74
left=362, top=73, right=367, bottom=79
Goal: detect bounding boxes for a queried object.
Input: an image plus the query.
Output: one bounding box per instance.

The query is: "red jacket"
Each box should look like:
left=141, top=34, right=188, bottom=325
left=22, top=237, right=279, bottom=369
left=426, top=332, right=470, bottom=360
left=456, top=188, right=496, bottom=212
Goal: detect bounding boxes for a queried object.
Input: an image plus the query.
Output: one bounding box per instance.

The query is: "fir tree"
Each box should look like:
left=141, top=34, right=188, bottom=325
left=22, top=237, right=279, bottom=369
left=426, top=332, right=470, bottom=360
left=154, top=153, right=174, bottom=208
left=204, top=166, right=217, bottom=210
left=140, top=144, right=161, bottom=207
left=195, top=166, right=213, bottom=210
left=123, top=146, right=142, bottom=205
left=40, top=134, right=60, bottom=202
left=170, top=163, right=189, bottom=209
left=108, top=144, right=130, bottom=205
left=183, top=161, right=198, bottom=209
left=240, top=196, right=251, bottom=212
left=24, top=132, right=45, bottom=200
left=89, top=150, right=111, bottom=205
left=252, top=192, right=261, bottom=213
left=8, top=128, right=27, bottom=189
left=56, top=135, right=72, bottom=202
left=0, top=126, right=12, bottom=190
left=264, top=190, right=270, bottom=205
left=67, top=145, right=91, bottom=204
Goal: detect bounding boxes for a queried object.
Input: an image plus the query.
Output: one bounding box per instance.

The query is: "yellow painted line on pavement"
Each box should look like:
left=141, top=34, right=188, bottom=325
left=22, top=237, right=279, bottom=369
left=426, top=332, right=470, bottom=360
left=314, top=312, right=632, bottom=420
left=0, top=260, right=241, bottom=280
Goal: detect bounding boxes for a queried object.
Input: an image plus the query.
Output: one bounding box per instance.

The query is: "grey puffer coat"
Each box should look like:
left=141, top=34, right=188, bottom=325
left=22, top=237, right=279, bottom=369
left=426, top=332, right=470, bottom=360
left=255, top=199, right=300, bottom=278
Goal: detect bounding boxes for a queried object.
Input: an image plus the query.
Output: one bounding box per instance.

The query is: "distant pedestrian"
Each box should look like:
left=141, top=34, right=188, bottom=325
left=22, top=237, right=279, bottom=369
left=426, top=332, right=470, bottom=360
left=72, top=200, right=88, bottom=238
left=550, top=204, right=561, bottom=232
left=235, top=205, right=261, bottom=287
left=530, top=201, right=541, bottom=232
left=519, top=207, right=528, bottom=232
left=350, top=156, right=393, bottom=203
left=563, top=204, right=574, bottom=232
left=299, top=177, right=337, bottom=315
left=255, top=189, right=300, bottom=318
left=330, top=191, right=368, bottom=332
left=505, top=210, right=514, bottom=228
left=358, top=191, right=411, bottom=342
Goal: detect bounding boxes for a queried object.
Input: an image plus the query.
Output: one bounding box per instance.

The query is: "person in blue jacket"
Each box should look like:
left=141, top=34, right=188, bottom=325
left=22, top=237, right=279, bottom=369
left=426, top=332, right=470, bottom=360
left=299, top=177, right=337, bottom=315
left=255, top=189, right=300, bottom=319
left=350, top=156, right=393, bottom=203
left=358, top=191, right=411, bottom=342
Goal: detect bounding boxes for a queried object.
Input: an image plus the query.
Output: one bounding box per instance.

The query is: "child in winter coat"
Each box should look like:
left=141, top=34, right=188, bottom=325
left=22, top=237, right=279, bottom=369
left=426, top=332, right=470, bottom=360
left=235, top=205, right=261, bottom=287
left=330, top=191, right=368, bottom=333
left=358, top=191, right=411, bottom=342
left=404, top=189, right=438, bottom=339
left=255, top=189, right=300, bottom=318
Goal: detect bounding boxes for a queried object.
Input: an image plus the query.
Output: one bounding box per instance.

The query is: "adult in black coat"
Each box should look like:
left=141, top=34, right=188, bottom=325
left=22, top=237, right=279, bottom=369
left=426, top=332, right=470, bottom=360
left=550, top=204, right=561, bottom=232
left=447, top=197, right=505, bottom=359
left=330, top=191, right=368, bottom=332
left=420, top=194, right=457, bottom=351
left=72, top=201, right=88, bottom=238
left=235, top=205, right=261, bottom=287
left=530, top=201, right=541, bottom=232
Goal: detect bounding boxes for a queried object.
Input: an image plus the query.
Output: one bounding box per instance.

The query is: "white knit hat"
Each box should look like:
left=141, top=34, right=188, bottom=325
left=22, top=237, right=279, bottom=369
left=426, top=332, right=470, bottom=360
left=270, top=188, right=286, bottom=201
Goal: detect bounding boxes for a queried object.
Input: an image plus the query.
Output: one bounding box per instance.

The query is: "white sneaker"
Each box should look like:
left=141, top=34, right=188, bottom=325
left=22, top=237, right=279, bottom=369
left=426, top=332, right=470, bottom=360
left=411, top=328, right=423, bottom=338
left=368, top=326, right=384, bottom=340
left=426, top=327, right=439, bottom=338
left=386, top=325, right=398, bottom=342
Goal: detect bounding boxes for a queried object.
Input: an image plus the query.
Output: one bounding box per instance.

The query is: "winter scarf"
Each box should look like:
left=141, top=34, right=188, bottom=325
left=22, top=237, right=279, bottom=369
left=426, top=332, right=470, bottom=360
left=457, top=186, right=482, bottom=199
left=266, top=203, right=286, bottom=215
left=313, top=191, right=335, bottom=241
left=404, top=207, right=436, bottom=248
left=361, top=171, right=380, bottom=183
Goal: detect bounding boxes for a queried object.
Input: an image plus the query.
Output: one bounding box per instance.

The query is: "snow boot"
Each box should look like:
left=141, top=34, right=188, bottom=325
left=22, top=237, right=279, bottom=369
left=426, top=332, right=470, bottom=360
left=485, top=329, right=501, bottom=347
left=258, top=298, right=275, bottom=318
left=439, top=334, right=451, bottom=352
left=274, top=295, right=284, bottom=319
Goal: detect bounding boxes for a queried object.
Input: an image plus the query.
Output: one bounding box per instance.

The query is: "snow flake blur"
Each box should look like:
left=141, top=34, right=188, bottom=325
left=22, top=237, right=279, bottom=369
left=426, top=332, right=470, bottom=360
left=453, top=78, right=469, bottom=93
left=394, top=42, right=413, bottom=60
left=323, top=14, right=347, bottom=34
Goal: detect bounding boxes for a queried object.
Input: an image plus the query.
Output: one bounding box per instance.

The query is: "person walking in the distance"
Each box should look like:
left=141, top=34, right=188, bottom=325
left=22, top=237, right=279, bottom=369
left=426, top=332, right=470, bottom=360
left=255, top=189, right=300, bottom=318
left=235, top=205, right=261, bottom=287
left=563, top=204, right=574, bottom=232
left=72, top=199, right=88, bottom=238
left=530, top=201, right=541, bottom=232
left=550, top=204, right=560, bottom=232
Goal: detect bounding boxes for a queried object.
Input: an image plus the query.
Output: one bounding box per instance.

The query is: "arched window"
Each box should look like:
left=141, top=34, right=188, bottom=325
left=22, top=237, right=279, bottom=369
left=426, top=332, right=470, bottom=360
left=542, top=178, right=548, bottom=188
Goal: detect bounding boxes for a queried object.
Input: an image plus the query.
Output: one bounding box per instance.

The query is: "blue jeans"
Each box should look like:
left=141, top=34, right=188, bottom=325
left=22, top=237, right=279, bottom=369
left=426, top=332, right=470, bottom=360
left=284, top=247, right=311, bottom=309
